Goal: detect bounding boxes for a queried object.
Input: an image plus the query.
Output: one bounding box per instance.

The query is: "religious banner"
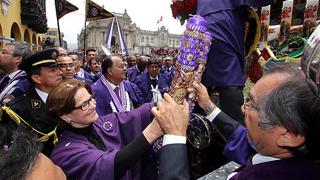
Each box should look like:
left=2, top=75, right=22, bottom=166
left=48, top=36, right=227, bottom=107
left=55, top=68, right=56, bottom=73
left=279, top=0, right=293, bottom=42
left=55, top=0, right=78, bottom=19
left=86, top=0, right=114, bottom=21
left=259, top=5, right=271, bottom=48
left=303, top=0, right=319, bottom=37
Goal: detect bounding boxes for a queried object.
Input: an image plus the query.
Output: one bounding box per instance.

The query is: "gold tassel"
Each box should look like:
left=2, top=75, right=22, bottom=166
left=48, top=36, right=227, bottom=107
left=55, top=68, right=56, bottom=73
left=0, top=106, right=59, bottom=145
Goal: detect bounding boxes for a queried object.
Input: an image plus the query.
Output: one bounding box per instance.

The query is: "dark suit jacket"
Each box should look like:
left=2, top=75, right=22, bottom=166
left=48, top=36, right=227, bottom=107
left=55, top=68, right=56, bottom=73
left=158, top=144, right=190, bottom=180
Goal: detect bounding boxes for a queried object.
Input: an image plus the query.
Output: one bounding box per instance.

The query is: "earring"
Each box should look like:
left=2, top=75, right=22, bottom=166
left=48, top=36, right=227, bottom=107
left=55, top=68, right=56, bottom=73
left=66, top=119, right=72, bottom=124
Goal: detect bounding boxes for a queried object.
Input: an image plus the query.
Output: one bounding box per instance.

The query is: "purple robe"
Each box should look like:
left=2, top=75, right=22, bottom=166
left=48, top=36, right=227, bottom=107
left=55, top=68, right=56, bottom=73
left=223, top=125, right=254, bottom=165
left=230, top=157, right=320, bottom=180
left=127, top=66, right=146, bottom=82
left=91, top=79, right=144, bottom=116
left=75, top=75, right=93, bottom=85
left=51, top=103, right=155, bottom=180
left=197, top=0, right=274, bottom=87
left=0, top=71, right=31, bottom=105
left=160, top=66, right=176, bottom=84
left=134, top=72, right=170, bottom=103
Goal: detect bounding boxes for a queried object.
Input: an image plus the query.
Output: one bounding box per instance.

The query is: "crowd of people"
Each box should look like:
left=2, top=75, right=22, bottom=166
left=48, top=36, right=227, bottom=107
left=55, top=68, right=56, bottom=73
left=0, top=42, right=320, bottom=179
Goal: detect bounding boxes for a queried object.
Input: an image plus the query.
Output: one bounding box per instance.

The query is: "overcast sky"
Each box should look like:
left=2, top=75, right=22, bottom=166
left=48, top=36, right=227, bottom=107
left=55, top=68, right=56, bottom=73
left=46, top=0, right=185, bottom=44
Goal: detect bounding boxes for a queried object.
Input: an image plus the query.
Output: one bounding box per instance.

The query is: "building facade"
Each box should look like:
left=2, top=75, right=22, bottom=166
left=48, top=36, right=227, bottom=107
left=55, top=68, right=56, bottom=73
left=78, top=9, right=182, bottom=55
left=0, top=0, right=47, bottom=49
left=44, top=28, right=67, bottom=49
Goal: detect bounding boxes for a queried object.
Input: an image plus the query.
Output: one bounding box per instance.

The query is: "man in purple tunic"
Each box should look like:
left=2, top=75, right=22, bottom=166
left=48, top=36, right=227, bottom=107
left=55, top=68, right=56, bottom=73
left=196, top=0, right=279, bottom=122
left=91, top=55, right=144, bottom=116
left=135, top=58, right=170, bottom=103
left=0, top=42, right=32, bottom=105
left=127, top=55, right=148, bottom=82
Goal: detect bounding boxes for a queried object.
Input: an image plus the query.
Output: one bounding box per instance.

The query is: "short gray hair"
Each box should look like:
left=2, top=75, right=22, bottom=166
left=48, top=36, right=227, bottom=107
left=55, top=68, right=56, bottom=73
left=258, top=77, right=320, bottom=161
left=6, top=42, right=31, bottom=60
left=264, top=62, right=304, bottom=77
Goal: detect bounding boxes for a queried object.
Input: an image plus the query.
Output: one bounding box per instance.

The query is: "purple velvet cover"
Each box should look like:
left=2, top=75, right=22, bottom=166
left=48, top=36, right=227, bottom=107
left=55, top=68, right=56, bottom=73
left=169, top=15, right=212, bottom=112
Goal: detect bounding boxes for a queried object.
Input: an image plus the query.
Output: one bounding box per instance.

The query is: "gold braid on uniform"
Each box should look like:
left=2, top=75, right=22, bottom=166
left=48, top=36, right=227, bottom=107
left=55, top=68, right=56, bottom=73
left=0, top=106, right=58, bottom=145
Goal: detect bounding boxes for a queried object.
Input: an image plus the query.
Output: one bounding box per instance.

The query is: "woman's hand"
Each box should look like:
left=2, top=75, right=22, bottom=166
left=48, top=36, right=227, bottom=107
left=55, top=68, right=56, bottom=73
left=151, top=93, right=189, bottom=136
left=142, top=118, right=163, bottom=144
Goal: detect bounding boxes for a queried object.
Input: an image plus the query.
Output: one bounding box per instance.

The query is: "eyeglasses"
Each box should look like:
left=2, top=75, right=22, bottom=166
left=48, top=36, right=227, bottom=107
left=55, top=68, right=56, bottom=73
left=73, top=94, right=96, bottom=111
left=58, top=63, right=74, bottom=69
left=244, top=96, right=259, bottom=111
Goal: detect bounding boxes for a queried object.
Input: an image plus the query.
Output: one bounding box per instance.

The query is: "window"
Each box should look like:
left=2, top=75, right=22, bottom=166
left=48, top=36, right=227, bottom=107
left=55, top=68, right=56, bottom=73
left=141, top=37, right=144, bottom=42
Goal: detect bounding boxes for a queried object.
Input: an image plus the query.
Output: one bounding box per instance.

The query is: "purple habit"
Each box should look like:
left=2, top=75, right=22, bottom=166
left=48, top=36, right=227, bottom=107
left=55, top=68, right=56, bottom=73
left=51, top=103, right=155, bottom=180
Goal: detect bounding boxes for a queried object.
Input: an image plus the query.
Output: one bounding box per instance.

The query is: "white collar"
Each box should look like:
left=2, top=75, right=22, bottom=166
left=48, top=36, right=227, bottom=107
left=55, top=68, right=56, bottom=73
left=252, top=153, right=280, bottom=165
left=76, top=68, right=85, bottom=78
left=106, top=78, right=120, bottom=90
left=35, top=88, right=48, bottom=103
left=135, top=65, right=143, bottom=73
left=8, top=70, right=22, bottom=79
left=149, top=75, right=158, bottom=80
left=90, top=71, right=100, bottom=76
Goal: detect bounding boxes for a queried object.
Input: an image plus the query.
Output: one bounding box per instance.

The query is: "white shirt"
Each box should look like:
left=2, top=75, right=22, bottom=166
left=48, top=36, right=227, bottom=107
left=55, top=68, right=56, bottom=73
left=35, top=88, right=48, bottom=103
left=76, top=68, right=85, bottom=78
left=226, top=153, right=280, bottom=179
left=106, top=79, right=119, bottom=91
left=8, top=70, right=22, bottom=80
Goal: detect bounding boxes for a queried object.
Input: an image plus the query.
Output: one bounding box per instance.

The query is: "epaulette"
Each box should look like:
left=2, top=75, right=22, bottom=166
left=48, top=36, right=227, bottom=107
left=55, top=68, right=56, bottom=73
left=5, top=93, right=27, bottom=107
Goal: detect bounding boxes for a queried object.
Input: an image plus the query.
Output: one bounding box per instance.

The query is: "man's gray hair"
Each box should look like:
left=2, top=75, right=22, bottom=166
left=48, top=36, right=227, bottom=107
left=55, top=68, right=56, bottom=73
left=6, top=42, right=31, bottom=60
left=258, top=77, right=320, bottom=161
left=264, top=62, right=304, bottom=77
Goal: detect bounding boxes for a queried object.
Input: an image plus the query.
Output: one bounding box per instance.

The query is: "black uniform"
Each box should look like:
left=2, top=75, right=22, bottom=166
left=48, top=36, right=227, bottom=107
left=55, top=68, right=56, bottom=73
left=5, top=88, right=57, bottom=156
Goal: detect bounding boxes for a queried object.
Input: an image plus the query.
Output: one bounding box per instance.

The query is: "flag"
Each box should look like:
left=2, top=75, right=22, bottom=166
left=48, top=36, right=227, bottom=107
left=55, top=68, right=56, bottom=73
left=86, top=0, right=114, bottom=21
left=157, top=16, right=163, bottom=24
left=55, top=0, right=78, bottom=19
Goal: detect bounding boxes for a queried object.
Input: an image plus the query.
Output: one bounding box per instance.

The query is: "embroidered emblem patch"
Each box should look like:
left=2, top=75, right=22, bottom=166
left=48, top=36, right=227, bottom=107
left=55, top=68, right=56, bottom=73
left=31, top=99, right=41, bottom=109
left=102, top=121, right=113, bottom=131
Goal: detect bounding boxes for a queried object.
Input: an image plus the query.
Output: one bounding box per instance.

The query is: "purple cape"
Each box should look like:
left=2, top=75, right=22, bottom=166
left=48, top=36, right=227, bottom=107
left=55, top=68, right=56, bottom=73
left=51, top=103, right=155, bottom=180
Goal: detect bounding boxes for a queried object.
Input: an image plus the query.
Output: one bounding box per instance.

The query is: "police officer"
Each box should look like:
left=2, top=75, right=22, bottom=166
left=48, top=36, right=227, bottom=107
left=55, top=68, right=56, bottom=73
left=4, top=48, right=63, bottom=156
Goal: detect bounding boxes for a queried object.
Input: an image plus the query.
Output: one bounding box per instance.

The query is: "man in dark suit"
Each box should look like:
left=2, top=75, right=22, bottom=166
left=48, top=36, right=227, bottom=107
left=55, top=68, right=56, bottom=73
left=3, top=49, right=63, bottom=156
left=152, top=63, right=320, bottom=179
left=151, top=93, right=190, bottom=180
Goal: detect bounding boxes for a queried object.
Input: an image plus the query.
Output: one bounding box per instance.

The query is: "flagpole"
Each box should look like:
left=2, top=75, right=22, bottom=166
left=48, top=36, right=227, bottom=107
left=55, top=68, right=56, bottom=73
left=84, top=0, right=88, bottom=52
left=54, top=0, right=62, bottom=47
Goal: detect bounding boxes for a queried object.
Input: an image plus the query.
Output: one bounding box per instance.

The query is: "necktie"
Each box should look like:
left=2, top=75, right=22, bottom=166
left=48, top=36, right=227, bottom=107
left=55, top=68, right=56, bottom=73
left=114, top=87, right=122, bottom=104
left=0, top=76, right=10, bottom=92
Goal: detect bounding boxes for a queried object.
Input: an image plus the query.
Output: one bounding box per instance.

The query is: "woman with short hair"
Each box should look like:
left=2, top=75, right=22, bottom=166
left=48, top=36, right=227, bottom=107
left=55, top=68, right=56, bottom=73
left=47, top=79, right=161, bottom=180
